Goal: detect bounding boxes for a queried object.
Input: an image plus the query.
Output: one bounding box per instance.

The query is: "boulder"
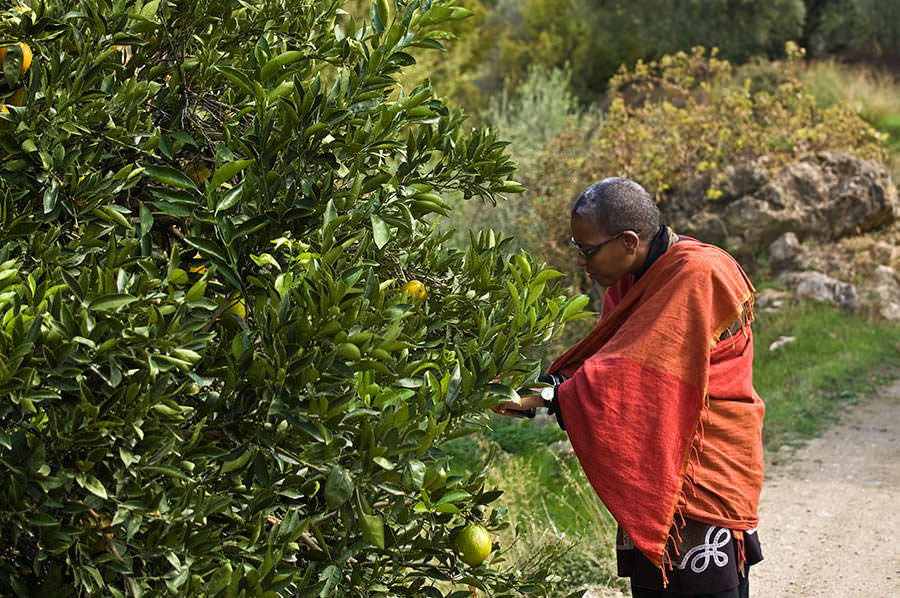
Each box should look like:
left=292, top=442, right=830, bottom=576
left=778, top=270, right=858, bottom=311
left=768, top=232, right=801, bottom=272
left=868, top=265, right=900, bottom=321
left=659, top=151, right=900, bottom=320
left=664, top=151, right=899, bottom=252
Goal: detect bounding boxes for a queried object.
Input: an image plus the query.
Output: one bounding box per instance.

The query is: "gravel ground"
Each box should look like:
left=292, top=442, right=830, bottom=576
left=752, top=379, right=900, bottom=597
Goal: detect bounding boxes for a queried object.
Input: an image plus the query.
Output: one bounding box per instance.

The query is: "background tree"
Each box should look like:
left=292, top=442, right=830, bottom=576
left=424, top=0, right=807, bottom=109
left=802, top=0, right=900, bottom=59
left=0, top=0, right=586, bottom=595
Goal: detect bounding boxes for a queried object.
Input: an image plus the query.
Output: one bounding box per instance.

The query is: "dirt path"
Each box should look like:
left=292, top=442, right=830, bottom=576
left=752, top=379, right=900, bottom=596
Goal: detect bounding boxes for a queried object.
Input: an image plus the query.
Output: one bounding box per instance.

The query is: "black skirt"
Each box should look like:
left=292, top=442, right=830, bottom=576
left=616, top=518, right=763, bottom=595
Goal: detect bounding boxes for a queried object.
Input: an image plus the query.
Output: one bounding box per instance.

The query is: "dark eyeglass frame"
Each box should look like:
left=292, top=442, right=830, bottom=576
left=569, top=230, right=636, bottom=259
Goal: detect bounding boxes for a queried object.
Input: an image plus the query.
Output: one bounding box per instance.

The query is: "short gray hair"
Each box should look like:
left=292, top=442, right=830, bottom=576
left=571, top=177, right=659, bottom=240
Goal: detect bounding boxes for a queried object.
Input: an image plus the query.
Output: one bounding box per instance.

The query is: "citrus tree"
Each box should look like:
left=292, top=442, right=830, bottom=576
left=0, top=1, right=587, bottom=595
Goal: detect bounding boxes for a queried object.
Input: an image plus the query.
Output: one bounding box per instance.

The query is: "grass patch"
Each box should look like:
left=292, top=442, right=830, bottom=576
left=752, top=300, right=900, bottom=452
left=482, top=448, right=624, bottom=597
left=443, top=419, right=623, bottom=596
left=800, top=59, right=900, bottom=125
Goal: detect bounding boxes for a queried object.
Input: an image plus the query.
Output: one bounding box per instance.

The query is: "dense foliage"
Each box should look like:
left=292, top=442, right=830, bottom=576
left=469, top=0, right=806, bottom=100
left=597, top=44, right=888, bottom=199
left=803, top=0, right=900, bottom=59
left=0, top=1, right=588, bottom=595
left=406, top=0, right=899, bottom=112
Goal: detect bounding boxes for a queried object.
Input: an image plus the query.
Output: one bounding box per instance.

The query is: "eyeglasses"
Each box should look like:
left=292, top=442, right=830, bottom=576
left=569, top=230, right=635, bottom=258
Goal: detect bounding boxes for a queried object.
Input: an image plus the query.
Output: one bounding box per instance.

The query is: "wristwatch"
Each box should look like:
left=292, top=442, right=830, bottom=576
left=540, top=385, right=555, bottom=408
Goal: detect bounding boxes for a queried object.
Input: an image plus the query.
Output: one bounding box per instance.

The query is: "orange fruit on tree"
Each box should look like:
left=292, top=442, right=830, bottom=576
left=225, top=298, right=246, bottom=319
left=453, top=524, right=492, bottom=566
left=0, top=42, right=33, bottom=76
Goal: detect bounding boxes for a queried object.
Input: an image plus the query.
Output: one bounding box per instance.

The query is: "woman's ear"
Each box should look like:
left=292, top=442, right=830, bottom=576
left=621, top=230, right=641, bottom=252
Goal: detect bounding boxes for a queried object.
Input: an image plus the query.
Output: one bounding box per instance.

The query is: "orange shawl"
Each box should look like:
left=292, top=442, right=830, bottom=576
left=551, top=239, right=764, bottom=570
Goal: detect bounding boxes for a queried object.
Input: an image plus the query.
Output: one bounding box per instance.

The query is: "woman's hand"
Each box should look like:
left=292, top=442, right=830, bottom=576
left=492, top=391, right=545, bottom=418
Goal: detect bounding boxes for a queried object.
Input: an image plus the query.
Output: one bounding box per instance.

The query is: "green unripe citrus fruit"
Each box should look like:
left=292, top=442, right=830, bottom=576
left=453, top=524, right=491, bottom=566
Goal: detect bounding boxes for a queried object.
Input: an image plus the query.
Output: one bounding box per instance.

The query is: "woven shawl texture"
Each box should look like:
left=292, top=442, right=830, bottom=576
left=550, top=239, right=763, bottom=569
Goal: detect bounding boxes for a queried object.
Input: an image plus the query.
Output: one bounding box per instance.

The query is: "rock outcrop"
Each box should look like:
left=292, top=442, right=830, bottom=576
left=663, top=151, right=900, bottom=319
left=666, top=151, right=898, bottom=252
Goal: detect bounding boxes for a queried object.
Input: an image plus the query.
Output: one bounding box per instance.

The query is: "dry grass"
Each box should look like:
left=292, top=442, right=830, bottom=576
left=485, top=449, right=623, bottom=596
left=800, top=59, right=900, bottom=177
left=800, top=59, right=900, bottom=123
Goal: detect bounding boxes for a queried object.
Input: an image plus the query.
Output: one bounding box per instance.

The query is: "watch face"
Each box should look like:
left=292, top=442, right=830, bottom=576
left=541, top=386, right=555, bottom=401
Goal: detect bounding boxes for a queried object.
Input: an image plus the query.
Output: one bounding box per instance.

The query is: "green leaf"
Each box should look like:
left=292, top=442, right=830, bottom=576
left=259, top=50, right=306, bottom=82
left=532, top=268, right=563, bottom=285
left=141, top=163, right=199, bottom=192
left=324, top=466, right=354, bottom=509
left=372, top=456, right=395, bottom=470
left=214, top=65, right=255, bottom=96
left=82, top=475, right=108, bottom=499
left=215, top=184, right=243, bottom=213
left=371, top=213, right=390, bottom=248
left=184, top=237, right=228, bottom=263
left=445, top=363, right=462, bottom=406
left=221, top=448, right=253, bottom=474
left=373, top=0, right=389, bottom=33
left=140, top=202, right=154, bottom=237
left=319, top=565, right=341, bottom=597
left=359, top=512, right=385, bottom=549
left=88, top=293, right=137, bottom=311
left=185, top=279, right=207, bottom=302
left=436, top=489, right=470, bottom=504
left=43, top=180, right=59, bottom=214
left=266, top=80, right=295, bottom=103
left=209, top=159, right=255, bottom=191
left=140, top=0, right=160, bottom=21
left=561, top=294, right=591, bottom=321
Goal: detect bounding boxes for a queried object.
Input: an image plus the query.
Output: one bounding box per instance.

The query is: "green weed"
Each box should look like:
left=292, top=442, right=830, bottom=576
left=753, top=300, right=900, bottom=453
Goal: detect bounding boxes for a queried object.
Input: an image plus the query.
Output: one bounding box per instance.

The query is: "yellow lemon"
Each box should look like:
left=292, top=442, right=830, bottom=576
left=401, top=279, right=427, bottom=304
left=453, top=524, right=491, bottom=566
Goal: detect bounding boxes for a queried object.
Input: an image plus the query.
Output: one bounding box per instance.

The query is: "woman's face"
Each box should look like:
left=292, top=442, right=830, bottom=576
left=570, top=215, right=641, bottom=287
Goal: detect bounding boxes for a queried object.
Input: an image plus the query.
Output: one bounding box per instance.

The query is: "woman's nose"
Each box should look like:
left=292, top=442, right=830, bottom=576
left=576, top=253, right=587, bottom=267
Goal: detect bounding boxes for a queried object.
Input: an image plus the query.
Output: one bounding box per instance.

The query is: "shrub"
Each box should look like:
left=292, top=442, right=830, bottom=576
left=446, top=65, right=587, bottom=256
left=0, top=0, right=589, bottom=595
left=518, top=46, right=889, bottom=313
